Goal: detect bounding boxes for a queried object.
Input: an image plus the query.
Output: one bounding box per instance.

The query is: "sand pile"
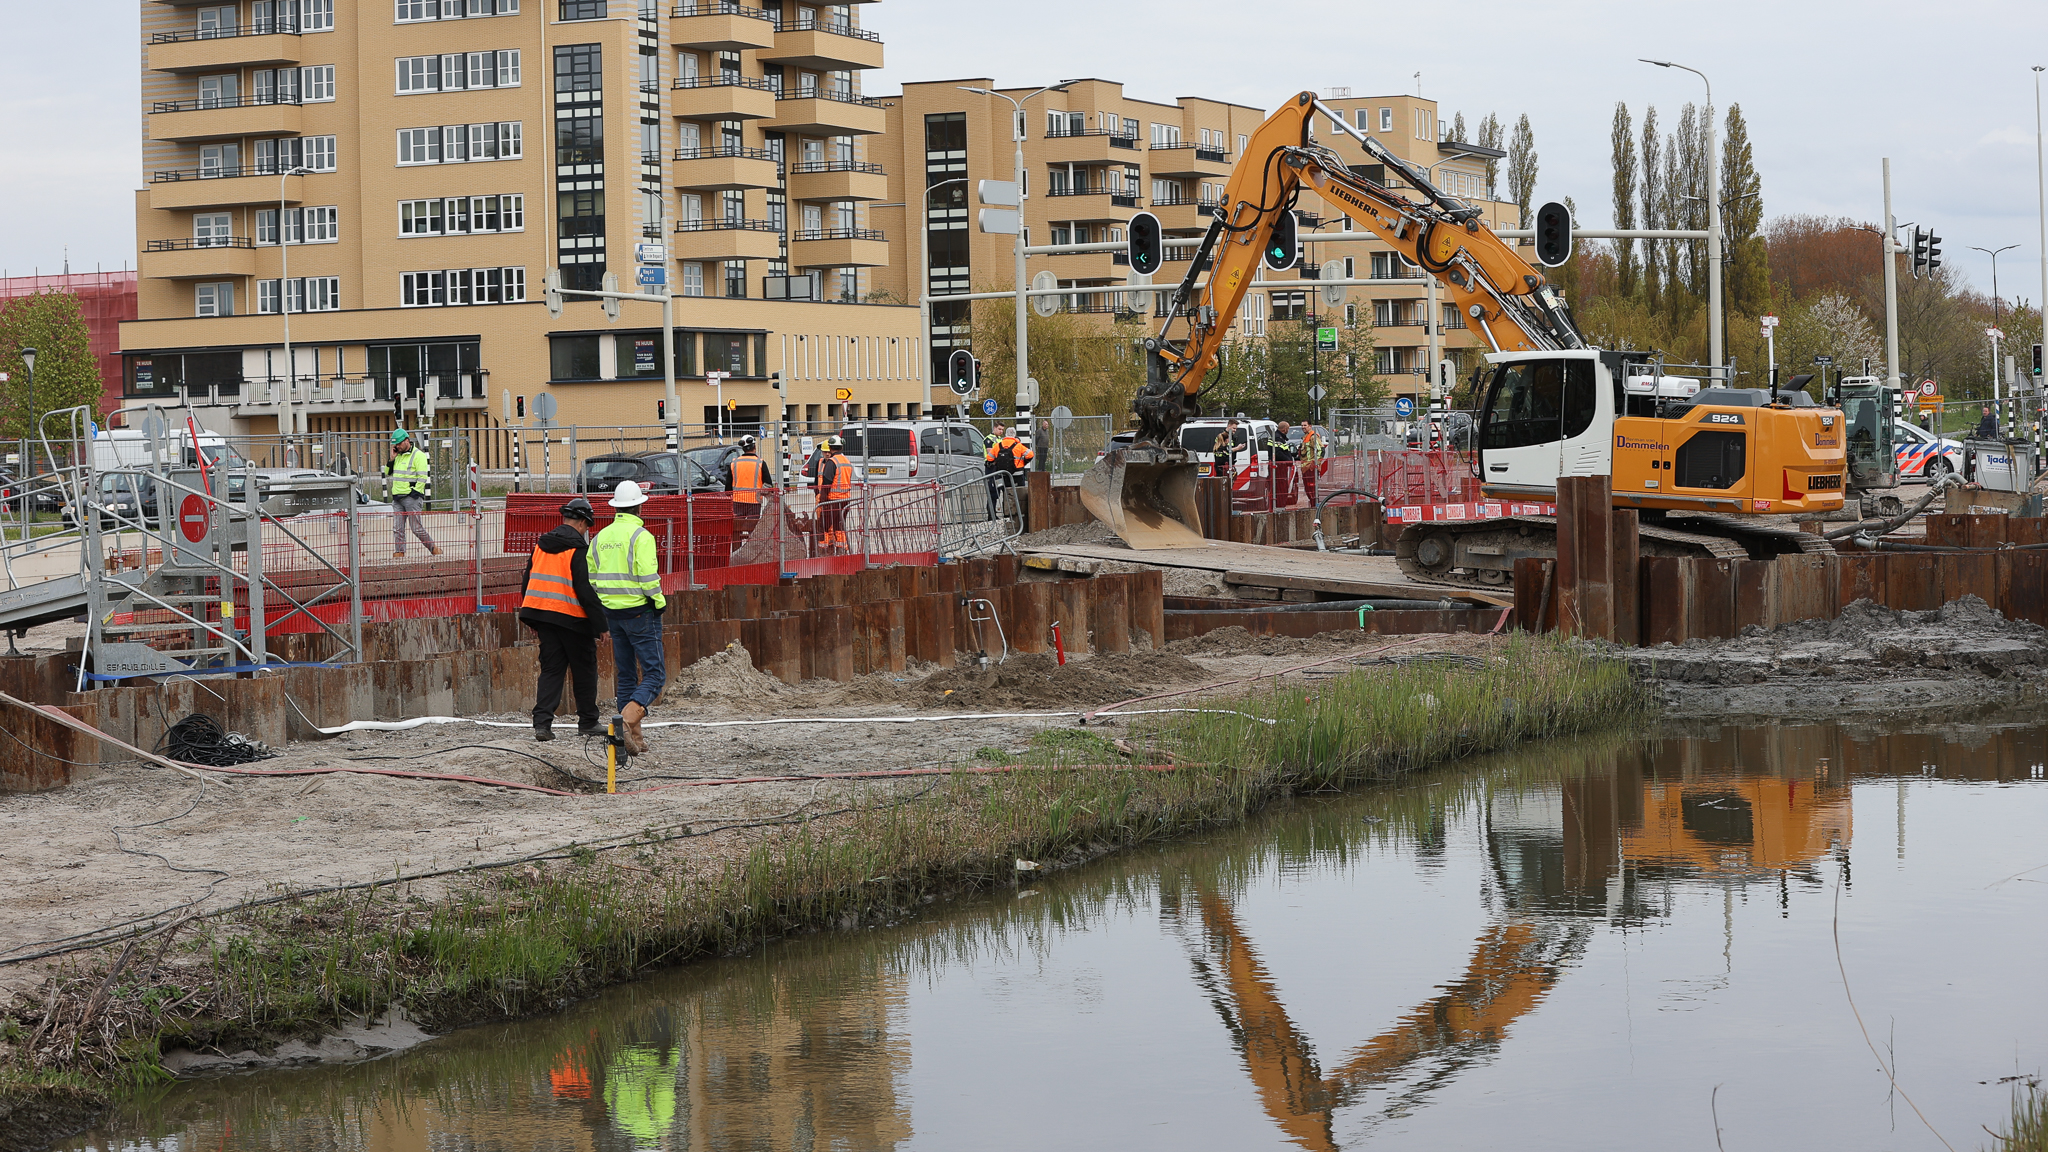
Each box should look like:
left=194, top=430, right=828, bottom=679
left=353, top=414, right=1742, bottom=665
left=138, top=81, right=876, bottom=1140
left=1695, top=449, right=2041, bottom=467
left=668, top=642, right=786, bottom=700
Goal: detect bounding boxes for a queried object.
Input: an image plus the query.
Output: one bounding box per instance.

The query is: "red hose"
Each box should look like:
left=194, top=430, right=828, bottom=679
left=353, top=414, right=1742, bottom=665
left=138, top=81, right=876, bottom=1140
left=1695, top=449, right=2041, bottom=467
left=618, top=762, right=1176, bottom=795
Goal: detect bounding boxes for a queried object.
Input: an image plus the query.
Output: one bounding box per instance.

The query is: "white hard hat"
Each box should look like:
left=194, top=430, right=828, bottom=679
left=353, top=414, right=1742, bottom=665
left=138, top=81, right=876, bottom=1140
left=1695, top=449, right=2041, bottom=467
left=608, top=479, right=649, bottom=509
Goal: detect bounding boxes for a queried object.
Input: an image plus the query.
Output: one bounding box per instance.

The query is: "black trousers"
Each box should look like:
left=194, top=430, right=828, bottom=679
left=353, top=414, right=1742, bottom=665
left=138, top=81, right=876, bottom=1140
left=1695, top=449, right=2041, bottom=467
left=532, top=622, right=600, bottom=729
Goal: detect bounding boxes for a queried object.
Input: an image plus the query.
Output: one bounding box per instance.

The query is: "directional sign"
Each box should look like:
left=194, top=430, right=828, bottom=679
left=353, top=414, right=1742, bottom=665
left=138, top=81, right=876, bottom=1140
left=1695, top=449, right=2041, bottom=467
left=1316, top=326, right=1338, bottom=351
left=1394, top=396, right=1415, bottom=418
left=1308, top=385, right=1327, bottom=401
left=1813, top=354, right=1834, bottom=365
left=637, top=265, right=667, bottom=286
left=981, top=397, right=1000, bottom=416
left=834, top=387, right=853, bottom=401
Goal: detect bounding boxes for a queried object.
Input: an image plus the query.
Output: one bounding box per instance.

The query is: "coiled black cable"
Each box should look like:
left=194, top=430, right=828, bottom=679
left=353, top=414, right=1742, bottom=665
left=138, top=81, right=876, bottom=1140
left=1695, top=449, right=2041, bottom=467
left=158, top=714, right=276, bottom=766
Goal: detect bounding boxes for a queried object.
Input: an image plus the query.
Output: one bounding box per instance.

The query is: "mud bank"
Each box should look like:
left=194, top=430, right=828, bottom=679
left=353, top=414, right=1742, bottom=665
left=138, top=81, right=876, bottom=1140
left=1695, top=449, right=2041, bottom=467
left=1625, top=596, right=2048, bottom=718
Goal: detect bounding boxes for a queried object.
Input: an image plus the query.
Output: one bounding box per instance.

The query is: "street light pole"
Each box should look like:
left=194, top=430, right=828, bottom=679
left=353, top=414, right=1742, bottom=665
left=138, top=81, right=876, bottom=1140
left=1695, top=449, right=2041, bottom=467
left=1881, top=159, right=1904, bottom=393
left=2036, top=66, right=2047, bottom=389
left=20, top=347, right=36, bottom=444
left=1641, top=60, right=1721, bottom=371
left=277, top=165, right=309, bottom=466
left=1972, top=244, right=2020, bottom=406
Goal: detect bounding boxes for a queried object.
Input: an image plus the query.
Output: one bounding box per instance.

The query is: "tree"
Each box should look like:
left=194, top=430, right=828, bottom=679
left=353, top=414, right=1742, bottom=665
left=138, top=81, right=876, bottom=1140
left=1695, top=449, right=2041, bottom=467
left=0, top=290, right=99, bottom=442
left=1476, top=113, right=1504, bottom=200
left=1610, top=102, right=1638, bottom=298
left=1640, top=106, right=1663, bottom=310
left=1450, top=111, right=1466, bottom=144
left=1778, top=292, right=1883, bottom=381
left=1506, top=114, right=1538, bottom=229
left=966, top=291, right=1143, bottom=419
left=1719, top=103, right=1769, bottom=318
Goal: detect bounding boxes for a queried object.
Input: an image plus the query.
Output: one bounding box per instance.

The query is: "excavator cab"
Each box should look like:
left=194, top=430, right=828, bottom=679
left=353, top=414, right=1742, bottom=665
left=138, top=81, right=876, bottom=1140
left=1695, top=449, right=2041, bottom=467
left=1833, top=377, right=1899, bottom=494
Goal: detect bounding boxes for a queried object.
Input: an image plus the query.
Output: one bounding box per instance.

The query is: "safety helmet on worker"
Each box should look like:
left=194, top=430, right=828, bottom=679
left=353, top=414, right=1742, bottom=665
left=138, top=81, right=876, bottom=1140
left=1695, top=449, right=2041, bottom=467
left=608, top=480, right=649, bottom=509
left=390, top=428, right=412, bottom=446
left=560, top=497, right=596, bottom=525
left=737, top=434, right=758, bottom=451
left=826, top=435, right=844, bottom=450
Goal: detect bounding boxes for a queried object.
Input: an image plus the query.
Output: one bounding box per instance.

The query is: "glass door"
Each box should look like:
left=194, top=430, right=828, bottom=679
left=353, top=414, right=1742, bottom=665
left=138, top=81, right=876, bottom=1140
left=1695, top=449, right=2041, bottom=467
left=193, top=213, right=232, bottom=247
left=199, top=74, right=239, bottom=108
left=199, top=143, right=240, bottom=177
left=197, top=6, right=237, bottom=37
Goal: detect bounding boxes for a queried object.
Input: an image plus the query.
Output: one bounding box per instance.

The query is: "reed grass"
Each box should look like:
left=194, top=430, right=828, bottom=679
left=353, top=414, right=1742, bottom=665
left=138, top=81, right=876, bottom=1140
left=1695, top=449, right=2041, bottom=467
left=1, top=633, right=1639, bottom=1135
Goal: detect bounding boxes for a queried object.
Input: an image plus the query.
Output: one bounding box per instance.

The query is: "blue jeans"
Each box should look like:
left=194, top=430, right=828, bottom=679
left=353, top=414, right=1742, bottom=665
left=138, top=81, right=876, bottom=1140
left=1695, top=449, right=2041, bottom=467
left=608, top=611, right=666, bottom=710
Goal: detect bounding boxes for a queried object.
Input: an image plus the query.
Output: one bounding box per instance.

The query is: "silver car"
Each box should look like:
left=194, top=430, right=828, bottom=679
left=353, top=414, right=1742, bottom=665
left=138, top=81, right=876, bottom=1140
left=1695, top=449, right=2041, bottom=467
left=838, top=421, right=990, bottom=487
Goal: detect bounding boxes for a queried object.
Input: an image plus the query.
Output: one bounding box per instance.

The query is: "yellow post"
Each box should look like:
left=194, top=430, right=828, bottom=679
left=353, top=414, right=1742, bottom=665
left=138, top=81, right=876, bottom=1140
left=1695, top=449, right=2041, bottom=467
left=606, top=724, right=618, bottom=794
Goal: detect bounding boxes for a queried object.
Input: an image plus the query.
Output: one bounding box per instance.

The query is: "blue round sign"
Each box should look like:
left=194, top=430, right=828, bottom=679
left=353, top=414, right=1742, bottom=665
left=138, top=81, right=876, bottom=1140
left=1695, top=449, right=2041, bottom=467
left=981, top=397, right=1000, bottom=416
left=1393, top=396, right=1415, bottom=418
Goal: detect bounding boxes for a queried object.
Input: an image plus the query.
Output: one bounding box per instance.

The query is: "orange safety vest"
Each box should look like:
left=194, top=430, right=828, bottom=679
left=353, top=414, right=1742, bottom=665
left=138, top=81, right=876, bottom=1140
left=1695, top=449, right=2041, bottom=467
left=989, top=436, right=1032, bottom=468
left=520, top=546, right=587, bottom=618
left=826, top=452, right=853, bottom=500
left=730, top=455, right=765, bottom=504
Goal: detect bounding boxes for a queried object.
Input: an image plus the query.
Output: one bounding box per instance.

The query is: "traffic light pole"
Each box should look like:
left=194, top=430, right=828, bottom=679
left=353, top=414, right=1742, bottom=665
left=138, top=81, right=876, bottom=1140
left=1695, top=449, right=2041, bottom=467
left=1881, top=160, right=1904, bottom=393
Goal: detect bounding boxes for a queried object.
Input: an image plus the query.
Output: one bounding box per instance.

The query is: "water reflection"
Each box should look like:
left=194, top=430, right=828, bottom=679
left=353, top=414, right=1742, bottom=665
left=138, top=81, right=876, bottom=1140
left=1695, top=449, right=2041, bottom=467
left=74, top=720, right=2048, bottom=1152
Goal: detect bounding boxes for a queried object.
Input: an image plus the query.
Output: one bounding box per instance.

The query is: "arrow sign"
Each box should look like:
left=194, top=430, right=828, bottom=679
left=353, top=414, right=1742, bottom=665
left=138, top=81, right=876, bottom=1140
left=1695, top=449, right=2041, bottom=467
left=981, top=397, right=1000, bottom=416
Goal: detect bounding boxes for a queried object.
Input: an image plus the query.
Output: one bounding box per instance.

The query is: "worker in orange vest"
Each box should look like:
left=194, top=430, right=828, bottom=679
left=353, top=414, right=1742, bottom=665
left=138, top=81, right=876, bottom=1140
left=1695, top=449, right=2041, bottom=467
left=729, top=434, right=767, bottom=537
left=518, top=497, right=609, bottom=742
left=814, top=435, right=854, bottom=553
left=985, top=425, right=1034, bottom=517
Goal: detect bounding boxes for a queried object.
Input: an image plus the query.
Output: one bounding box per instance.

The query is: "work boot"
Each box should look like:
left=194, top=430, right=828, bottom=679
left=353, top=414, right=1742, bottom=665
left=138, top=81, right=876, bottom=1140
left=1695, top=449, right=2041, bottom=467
left=620, top=701, right=648, bottom=755
left=533, top=724, right=554, bottom=743
left=577, top=719, right=604, bottom=737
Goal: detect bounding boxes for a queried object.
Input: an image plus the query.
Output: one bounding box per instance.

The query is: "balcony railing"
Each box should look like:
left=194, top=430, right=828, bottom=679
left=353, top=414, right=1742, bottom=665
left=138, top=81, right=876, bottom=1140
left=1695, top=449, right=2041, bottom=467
left=149, top=20, right=298, bottom=42
left=674, top=145, right=780, bottom=162
left=1044, top=128, right=1142, bottom=145
left=792, top=227, right=884, bottom=242
left=789, top=159, right=884, bottom=174
left=1045, top=187, right=1140, bottom=203
left=778, top=87, right=882, bottom=106
left=673, top=217, right=781, bottom=232
left=672, top=74, right=776, bottom=91
left=671, top=0, right=773, bottom=18
left=152, top=163, right=321, bottom=181
left=152, top=93, right=303, bottom=113
left=774, top=16, right=881, bottom=40
left=146, top=236, right=256, bottom=250
left=1147, top=142, right=1230, bottom=164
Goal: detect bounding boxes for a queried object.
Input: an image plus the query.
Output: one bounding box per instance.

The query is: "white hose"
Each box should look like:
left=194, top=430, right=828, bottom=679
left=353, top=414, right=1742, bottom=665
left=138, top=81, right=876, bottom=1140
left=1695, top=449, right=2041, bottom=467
left=305, top=706, right=1276, bottom=736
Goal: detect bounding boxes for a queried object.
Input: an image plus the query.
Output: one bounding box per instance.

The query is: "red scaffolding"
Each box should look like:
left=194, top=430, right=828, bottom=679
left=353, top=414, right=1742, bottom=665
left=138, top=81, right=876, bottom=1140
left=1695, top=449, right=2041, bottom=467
left=0, top=271, right=138, bottom=418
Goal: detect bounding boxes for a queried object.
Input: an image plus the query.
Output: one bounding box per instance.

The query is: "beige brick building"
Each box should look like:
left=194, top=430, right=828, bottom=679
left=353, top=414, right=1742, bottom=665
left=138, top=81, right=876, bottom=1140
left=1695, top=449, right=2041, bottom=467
left=868, top=79, right=1523, bottom=412
left=121, top=0, right=923, bottom=440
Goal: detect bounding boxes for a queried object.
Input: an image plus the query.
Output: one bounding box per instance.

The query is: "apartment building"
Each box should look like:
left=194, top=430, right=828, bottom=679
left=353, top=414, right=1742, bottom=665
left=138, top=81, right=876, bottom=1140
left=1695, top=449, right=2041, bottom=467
left=870, top=80, right=1520, bottom=412
left=120, top=0, right=923, bottom=440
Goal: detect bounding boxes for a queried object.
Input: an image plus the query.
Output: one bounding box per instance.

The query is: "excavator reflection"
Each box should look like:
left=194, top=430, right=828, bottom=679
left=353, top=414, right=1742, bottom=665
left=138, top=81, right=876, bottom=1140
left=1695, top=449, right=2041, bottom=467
left=1167, top=747, right=1852, bottom=1151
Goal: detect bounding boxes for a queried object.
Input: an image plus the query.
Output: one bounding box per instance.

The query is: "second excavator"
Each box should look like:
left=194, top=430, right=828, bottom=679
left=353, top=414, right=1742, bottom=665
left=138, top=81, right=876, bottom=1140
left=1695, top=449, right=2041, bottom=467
left=1079, top=92, right=1845, bottom=584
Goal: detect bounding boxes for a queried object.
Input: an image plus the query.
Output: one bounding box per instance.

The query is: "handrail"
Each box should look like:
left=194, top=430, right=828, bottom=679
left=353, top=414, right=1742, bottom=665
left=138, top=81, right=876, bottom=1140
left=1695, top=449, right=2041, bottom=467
left=774, top=16, right=880, bottom=40
left=792, top=227, right=884, bottom=242
left=152, top=93, right=304, bottom=113
left=778, top=88, right=882, bottom=106
left=146, top=236, right=257, bottom=251
left=789, top=160, right=884, bottom=174
left=673, top=217, right=780, bottom=232
left=671, top=74, right=776, bottom=91
left=152, top=163, right=316, bottom=182
left=671, top=0, right=774, bottom=19
left=673, top=145, right=779, bottom=161
left=149, top=20, right=298, bottom=42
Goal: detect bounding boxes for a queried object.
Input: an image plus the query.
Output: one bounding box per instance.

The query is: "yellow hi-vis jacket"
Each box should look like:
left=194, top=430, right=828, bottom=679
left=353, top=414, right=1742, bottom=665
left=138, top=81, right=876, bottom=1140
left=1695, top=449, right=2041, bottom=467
left=589, top=512, right=666, bottom=612
left=387, top=448, right=432, bottom=497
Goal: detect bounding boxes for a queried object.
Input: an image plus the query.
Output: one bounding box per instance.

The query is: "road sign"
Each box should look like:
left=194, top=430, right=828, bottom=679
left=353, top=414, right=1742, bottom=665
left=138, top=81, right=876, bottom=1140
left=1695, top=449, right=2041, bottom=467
left=637, top=265, right=667, bottom=286
left=1920, top=381, right=1937, bottom=396
left=1394, top=396, right=1415, bottom=418
left=1049, top=405, right=1074, bottom=430
left=1813, top=354, right=1834, bottom=366
left=531, top=392, right=558, bottom=428
left=981, top=397, right=1000, bottom=416
left=1319, top=261, right=1347, bottom=309
left=634, top=242, right=667, bottom=265
left=1031, top=270, right=1060, bottom=317
left=978, top=208, right=1020, bottom=235
left=1308, top=385, right=1327, bottom=401
left=1316, top=326, right=1338, bottom=350
left=1761, top=314, right=1779, bottom=328
left=834, top=387, right=853, bottom=401
left=1987, top=327, right=2005, bottom=340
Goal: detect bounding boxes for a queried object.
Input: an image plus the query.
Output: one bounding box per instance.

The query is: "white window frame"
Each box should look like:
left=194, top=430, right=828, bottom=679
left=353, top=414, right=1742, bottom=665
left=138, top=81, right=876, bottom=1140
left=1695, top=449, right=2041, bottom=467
left=302, top=0, right=335, bottom=30
left=681, top=262, right=704, bottom=297
left=1379, top=108, right=1392, bottom=132
left=303, top=135, right=336, bottom=172
left=397, top=127, right=439, bottom=164
left=196, top=282, right=234, bottom=317
left=300, top=65, right=335, bottom=102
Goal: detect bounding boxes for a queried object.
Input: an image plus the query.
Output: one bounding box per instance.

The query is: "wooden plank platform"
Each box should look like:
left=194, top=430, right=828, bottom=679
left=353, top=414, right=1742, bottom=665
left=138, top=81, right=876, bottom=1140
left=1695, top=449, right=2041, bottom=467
left=1018, top=541, right=1511, bottom=607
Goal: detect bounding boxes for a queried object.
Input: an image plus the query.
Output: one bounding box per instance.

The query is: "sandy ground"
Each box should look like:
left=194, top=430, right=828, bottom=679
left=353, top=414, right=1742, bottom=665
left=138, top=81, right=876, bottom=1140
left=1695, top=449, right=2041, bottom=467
left=0, top=627, right=1493, bottom=1005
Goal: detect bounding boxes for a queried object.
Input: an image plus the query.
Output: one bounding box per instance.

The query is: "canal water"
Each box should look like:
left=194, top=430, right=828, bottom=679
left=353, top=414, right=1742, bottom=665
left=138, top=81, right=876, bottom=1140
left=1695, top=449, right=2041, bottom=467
left=70, top=719, right=2048, bottom=1151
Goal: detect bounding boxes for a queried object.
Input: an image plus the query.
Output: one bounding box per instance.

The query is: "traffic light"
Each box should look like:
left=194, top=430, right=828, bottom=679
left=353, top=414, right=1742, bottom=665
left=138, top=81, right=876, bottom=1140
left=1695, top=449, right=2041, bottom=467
left=2033, top=342, right=2043, bottom=379
left=656, top=399, right=667, bottom=421
left=1533, top=201, right=1573, bottom=268
left=1909, top=228, right=1929, bottom=276
left=1262, top=210, right=1300, bottom=272
left=544, top=268, right=564, bottom=319
left=515, top=395, right=526, bottom=419
left=1925, top=231, right=1942, bottom=273
left=1126, top=211, right=1162, bottom=277
left=947, top=348, right=978, bottom=396
left=600, top=272, right=620, bottom=322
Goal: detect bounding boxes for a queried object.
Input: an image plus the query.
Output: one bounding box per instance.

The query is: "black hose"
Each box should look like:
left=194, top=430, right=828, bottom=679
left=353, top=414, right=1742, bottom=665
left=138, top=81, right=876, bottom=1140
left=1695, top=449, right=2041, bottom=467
left=158, top=714, right=276, bottom=767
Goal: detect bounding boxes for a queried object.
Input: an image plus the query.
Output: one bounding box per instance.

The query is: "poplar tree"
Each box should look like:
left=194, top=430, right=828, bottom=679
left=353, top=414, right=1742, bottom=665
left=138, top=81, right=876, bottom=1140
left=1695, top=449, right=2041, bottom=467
left=1719, top=103, right=1769, bottom=318
left=1640, top=107, right=1663, bottom=309
left=1610, top=102, right=1638, bottom=297
left=1507, top=114, right=1539, bottom=228
left=1476, top=113, right=1504, bottom=200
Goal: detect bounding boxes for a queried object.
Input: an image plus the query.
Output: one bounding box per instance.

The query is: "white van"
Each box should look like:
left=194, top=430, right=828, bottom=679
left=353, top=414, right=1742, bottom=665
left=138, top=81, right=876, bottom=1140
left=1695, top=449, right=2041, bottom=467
left=1179, top=418, right=1281, bottom=475
left=92, top=428, right=245, bottom=474
left=837, top=421, right=990, bottom=487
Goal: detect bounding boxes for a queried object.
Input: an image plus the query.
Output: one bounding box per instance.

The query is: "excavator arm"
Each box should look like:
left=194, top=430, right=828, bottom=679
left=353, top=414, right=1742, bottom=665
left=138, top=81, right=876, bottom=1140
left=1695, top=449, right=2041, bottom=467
left=1082, top=90, right=1580, bottom=548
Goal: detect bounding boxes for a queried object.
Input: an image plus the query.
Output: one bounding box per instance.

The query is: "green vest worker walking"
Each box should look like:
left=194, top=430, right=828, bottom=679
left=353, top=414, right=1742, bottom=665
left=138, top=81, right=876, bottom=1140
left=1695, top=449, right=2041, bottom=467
left=382, top=427, right=440, bottom=557
left=589, top=480, right=666, bottom=754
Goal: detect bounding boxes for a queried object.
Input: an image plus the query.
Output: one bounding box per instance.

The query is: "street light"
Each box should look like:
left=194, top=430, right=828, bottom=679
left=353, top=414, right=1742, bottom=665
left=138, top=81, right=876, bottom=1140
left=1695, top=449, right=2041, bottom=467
left=958, top=80, right=1080, bottom=465
left=1971, top=244, right=2020, bottom=325
left=20, top=346, right=36, bottom=441
left=277, top=164, right=310, bottom=466
left=1641, top=58, right=1723, bottom=372
left=2035, top=67, right=2046, bottom=389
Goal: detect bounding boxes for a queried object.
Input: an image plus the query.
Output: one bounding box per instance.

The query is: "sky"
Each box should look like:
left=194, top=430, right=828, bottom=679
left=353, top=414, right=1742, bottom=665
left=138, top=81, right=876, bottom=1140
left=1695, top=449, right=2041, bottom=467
left=6, top=0, right=2046, bottom=310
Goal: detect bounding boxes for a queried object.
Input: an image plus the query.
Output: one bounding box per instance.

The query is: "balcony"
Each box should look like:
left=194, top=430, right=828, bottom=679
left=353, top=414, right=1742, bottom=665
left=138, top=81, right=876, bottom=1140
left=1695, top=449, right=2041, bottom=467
left=759, top=17, right=884, bottom=72
left=768, top=88, right=886, bottom=136
left=670, top=75, right=777, bottom=121
left=149, top=94, right=302, bottom=141
left=1043, top=186, right=1141, bottom=219
left=789, top=227, right=887, bottom=268
left=1146, top=195, right=1219, bottom=233
left=148, top=165, right=305, bottom=210
left=787, top=160, right=886, bottom=202
left=1146, top=143, right=1232, bottom=178
left=672, top=218, right=783, bottom=261
left=672, top=145, right=781, bottom=190
left=1041, top=128, right=1142, bottom=165
left=148, top=22, right=300, bottom=72
left=668, top=1, right=776, bottom=50
left=140, top=236, right=257, bottom=280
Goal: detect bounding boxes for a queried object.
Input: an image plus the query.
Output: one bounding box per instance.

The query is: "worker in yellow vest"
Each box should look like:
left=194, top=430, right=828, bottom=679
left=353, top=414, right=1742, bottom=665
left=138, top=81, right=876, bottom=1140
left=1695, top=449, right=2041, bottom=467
left=589, top=480, right=666, bottom=753
left=518, top=497, right=608, bottom=742
left=729, top=434, right=767, bottom=537
left=383, top=427, right=440, bottom=557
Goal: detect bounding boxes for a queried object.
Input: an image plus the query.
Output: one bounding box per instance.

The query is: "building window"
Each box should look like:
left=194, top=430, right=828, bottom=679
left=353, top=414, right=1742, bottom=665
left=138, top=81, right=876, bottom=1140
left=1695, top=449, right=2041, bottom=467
left=559, top=0, right=605, bottom=17
left=398, top=194, right=525, bottom=235
left=1271, top=291, right=1305, bottom=322
left=400, top=0, right=516, bottom=17
left=681, top=261, right=704, bottom=296
left=300, top=0, right=336, bottom=29
left=550, top=335, right=602, bottom=379
left=301, top=66, right=336, bottom=102
left=396, top=50, right=519, bottom=93
left=397, top=122, right=521, bottom=165
left=257, top=276, right=341, bottom=314
left=1344, top=302, right=1357, bottom=326
left=256, top=205, right=339, bottom=244
left=1379, top=108, right=1392, bottom=132
left=723, top=260, right=746, bottom=298
left=254, top=135, right=336, bottom=173
left=192, top=213, right=232, bottom=246
left=195, top=282, right=234, bottom=317
left=401, top=267, right=526, bottom=305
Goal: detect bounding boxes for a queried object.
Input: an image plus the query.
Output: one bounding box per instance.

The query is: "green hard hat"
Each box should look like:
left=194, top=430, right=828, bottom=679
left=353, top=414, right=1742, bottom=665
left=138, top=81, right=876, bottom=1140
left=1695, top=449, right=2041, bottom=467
left=390, top=427, right=411, bottom=445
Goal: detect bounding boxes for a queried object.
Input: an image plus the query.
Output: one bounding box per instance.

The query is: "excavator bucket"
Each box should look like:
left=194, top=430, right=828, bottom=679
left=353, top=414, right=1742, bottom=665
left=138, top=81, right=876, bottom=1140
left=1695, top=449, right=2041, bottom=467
left=1078, top=446, right=1206, bottom=550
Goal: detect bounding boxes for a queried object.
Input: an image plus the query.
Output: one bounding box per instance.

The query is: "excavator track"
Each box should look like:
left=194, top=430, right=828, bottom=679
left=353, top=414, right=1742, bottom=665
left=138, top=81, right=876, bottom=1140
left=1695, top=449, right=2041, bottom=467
left=1393, top=514, right=1832, bottom=590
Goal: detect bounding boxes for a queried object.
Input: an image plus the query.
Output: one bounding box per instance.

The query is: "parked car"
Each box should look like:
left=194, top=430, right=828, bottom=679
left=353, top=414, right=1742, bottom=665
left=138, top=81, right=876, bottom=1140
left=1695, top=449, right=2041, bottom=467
left=63, top=472, right=160, bottom=529
left=683, top=443, right=743, bottom=490
left=836, top=421, right=990, bottom=487
left=576, top=451, right=722, bottom=497
left=1892, top=420, right=1964, bottom=482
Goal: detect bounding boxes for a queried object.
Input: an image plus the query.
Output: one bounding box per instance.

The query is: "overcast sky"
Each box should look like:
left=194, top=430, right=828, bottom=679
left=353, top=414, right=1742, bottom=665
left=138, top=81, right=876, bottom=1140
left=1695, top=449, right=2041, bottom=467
left=7, top=0, right=2046, bottom=308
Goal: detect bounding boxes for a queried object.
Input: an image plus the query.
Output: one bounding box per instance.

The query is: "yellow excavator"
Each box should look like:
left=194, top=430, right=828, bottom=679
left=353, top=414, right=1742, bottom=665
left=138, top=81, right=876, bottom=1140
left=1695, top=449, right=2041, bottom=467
left=1079, top=92, right=1846, bottom=585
